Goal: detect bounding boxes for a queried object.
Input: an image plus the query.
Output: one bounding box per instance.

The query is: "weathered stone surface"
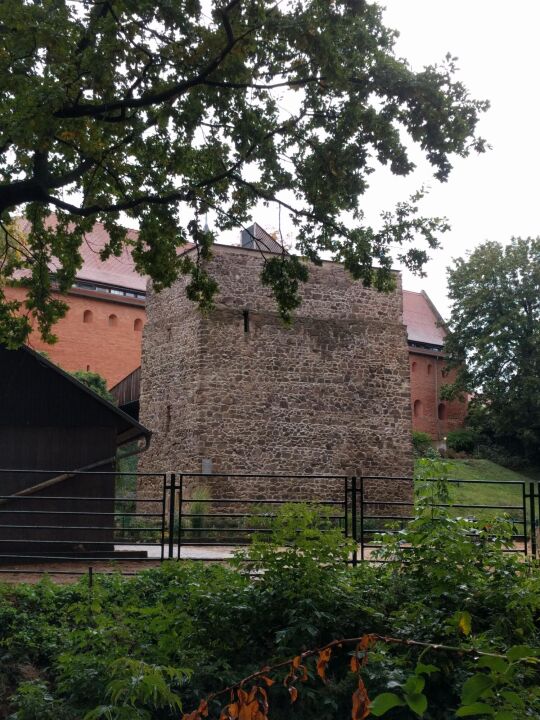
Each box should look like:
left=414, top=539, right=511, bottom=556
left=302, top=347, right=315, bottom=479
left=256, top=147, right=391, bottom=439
left=139, top=245, right=413, bottom=505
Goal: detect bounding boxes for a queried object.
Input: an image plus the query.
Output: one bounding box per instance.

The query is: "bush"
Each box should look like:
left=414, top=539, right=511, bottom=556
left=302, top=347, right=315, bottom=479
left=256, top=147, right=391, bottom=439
left=474, top=443, right=526, bottom=470
left=1, top=496, right=539, bottom=719
left=446, top=428, right=478, bottom=453
left=412, top=431, right=433, bottom=457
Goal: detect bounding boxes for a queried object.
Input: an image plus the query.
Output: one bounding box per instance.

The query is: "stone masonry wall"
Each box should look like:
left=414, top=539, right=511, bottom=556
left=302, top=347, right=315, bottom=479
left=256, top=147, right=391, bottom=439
left=139, top=246, right=413, bottom=508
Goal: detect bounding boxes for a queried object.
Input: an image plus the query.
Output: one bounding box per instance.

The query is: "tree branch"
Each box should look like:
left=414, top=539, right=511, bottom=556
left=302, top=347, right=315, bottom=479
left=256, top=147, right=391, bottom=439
left=54, top=0, right=251, bottom=120
left=181, top=632, right=526, bottom=719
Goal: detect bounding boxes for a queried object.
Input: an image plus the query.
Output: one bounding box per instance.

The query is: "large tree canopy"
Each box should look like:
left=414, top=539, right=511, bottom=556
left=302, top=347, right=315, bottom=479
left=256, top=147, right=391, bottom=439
left=0, top=0, right=488, bottom=345
left=443, top=239, right=540, bottom=461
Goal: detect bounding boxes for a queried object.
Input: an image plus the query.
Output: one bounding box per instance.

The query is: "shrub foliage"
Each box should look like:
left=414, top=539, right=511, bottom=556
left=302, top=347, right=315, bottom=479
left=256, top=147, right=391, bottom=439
left=1, top=491, right=539, bottom=719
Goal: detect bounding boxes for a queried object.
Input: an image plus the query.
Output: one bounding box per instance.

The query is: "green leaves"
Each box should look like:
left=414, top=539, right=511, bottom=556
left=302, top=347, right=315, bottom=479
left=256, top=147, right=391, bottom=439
left=369, top=692, right=404, bottom=716
left=456, top=702, right=495, bottom=716
left=0, top=0, right=489, bottom=344
left=506, top=645, right=538, bottom=662
left=462, top=674, right=495, bottom=705
left=260, top=255, right=309, bottom=323
left=457, top=646, right=540, bottom=719
left=445, top=237, right=540, bottom=463
left=370, top=663, right=435, bottom=717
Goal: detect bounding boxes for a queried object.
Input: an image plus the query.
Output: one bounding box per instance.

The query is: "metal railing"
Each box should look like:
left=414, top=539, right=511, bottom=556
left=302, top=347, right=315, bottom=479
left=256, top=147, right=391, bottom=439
left=346, top=476, right=536, bottom=564
left=173, top=472, right=348, bottom=561
left=0, top=469, right=167, bottom=576
left=0, top=469, right=537, bottom=576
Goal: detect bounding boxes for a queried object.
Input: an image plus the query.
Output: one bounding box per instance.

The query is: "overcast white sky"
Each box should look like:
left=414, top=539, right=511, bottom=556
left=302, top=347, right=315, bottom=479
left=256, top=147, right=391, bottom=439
left=375, top=0, right=540, bottom=317
left=225, top=1, right=540, bottom=319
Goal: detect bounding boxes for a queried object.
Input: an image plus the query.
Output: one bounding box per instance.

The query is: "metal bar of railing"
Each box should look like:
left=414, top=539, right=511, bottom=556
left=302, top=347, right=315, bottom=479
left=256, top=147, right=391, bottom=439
left=0, top=510, right=163, bottom=516
left=179, top=473, right=349, bottom=479
left=0, top=495, right=163, bottom=502
left=0, top=539, right=163, bottom=546
left=160, top=474, right=166, bottom=562
left=177, top=475, right=183, bottom=560
left=351, top=476, right=357, bottom=567
left=359, top=476, right=365, bottom=562
left=523, top=484, right=528, bottom=556
left=162, top=498, right=344, bottom=505
left=0, top=524, right=162, bottom=531
left=529, top=482, right=537, bottom=559
left=168, top=473, right=176, bottom=559
left=0, top=469, right=166, bottom=476
left=344, top=476, right=348, bottom=538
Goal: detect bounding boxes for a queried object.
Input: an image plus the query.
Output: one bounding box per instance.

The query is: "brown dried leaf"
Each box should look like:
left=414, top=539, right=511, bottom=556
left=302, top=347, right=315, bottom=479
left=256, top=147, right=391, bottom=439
left=350, top=655, right=360, bottom=674
left=197, top=700, right=209, bottom=718
left=356, top=635, right=375, bottom=668
left=351, top=677, right=370, bottom=720
left=283, top=669, right=293, bottom=687
left=259, top=686, right=269, bottom=714
left=292, top=655, right=302, bottom=669
left=289, top=686, right=298, bottom=704
left=316, top=647, right=332, bottom=682
left=261, top=675, right=275, bottom=687
left=238, top=702, right=257, bottom=720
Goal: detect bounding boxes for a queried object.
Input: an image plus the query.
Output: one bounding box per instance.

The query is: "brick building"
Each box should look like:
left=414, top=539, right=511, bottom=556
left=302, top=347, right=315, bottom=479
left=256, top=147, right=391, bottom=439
left=7, top=219, right=465, bottom=444
left=138, top=242, right=414, bottom=503
left=403, top=290, right=467, bottom=440
left=5, top=218, right=146, bottom=387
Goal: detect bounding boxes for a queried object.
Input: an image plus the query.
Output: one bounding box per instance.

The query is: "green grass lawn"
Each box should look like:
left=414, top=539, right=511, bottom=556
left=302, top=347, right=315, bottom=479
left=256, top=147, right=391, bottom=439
left=415, top=458, right=539, bottom=525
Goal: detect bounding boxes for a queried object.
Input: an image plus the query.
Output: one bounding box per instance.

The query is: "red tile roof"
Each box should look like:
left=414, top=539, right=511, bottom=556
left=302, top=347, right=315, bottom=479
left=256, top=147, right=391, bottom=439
left=16, top=217, right=447, bottom=347
left=17, top=215, right=146, bottom=291
left=402, top=290, right=446, bottom=347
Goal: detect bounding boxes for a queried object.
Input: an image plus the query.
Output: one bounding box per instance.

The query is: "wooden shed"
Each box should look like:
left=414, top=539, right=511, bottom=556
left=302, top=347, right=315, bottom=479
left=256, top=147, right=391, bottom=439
left=0, top=345, right=151, bottom=561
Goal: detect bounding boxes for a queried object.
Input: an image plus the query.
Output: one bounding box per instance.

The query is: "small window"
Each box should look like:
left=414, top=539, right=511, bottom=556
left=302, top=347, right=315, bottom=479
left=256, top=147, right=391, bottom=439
left=438, top=403, right=447, bottom=421
left=411, top=361, right=417, bottom=373
left=83, top=310, right=93, bottom=324
left=108, top=314, right=118, bottom=327
left=413, top=400, right=423, bottom=417
left=134, top=318, right=143, bottom=332
left=427, top=363, right=432, bottom=376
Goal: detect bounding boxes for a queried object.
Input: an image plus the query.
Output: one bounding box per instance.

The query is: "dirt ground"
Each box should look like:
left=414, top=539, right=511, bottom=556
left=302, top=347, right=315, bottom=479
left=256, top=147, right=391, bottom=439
left=0, top=545, right=239, bottom=584
left=0, top=541, right=529, bottom=584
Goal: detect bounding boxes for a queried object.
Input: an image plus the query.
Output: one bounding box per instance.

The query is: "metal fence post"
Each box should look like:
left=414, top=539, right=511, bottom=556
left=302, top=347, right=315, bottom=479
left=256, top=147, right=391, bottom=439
left=177, top=474, right=183, bottom=560
left=351, top=476, right=358, bottom=567
left=160, top=473, right=167, bottom=562
left=344, top=476, right=349, bottom=538
left=359, top=475, right=365, bottom=562
left=168, top=472, right=176, bottom=559
left=529, top=482, right=537, bottom=560
left=537, top=482, right=540, bottom=560
left=522, top=483, right=528, bottom=557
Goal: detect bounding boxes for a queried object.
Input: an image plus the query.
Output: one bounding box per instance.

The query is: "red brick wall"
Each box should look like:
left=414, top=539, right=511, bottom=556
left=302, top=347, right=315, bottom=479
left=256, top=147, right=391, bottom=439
left=409, top=350, right=467, bottom=440
left=5, top=286, right=146, bottom=387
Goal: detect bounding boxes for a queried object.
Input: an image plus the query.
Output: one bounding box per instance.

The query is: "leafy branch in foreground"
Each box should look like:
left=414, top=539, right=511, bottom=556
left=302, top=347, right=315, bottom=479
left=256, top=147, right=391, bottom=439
left=0, top=0, right=488, bottom=342
left=181, top=634, right=539, bottom=720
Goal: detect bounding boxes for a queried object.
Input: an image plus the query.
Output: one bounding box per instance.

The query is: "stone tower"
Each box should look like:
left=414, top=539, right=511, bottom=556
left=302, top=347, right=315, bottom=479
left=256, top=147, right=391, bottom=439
left=138, top=242, right=413, bottom=503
